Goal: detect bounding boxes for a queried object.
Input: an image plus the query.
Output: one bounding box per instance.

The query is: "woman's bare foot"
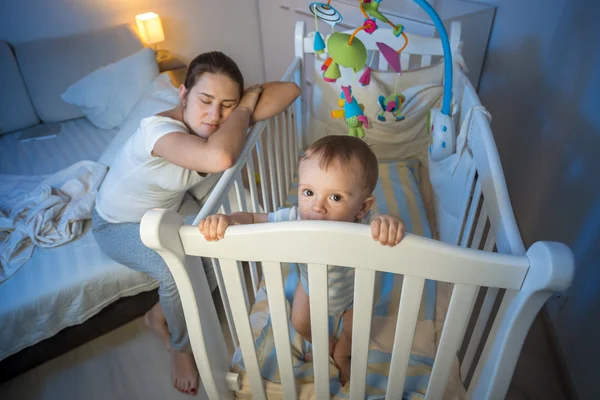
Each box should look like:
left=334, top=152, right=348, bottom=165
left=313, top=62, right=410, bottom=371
left=144, top=303, right=171, bottom=350
left=333, top=354, right=351, bottom=386
left=171, top=350, right=200, bottom=395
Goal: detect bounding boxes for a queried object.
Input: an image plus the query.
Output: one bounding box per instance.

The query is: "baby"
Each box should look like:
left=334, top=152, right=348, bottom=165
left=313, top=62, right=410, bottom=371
left=199, top=135, right=405, bottom=385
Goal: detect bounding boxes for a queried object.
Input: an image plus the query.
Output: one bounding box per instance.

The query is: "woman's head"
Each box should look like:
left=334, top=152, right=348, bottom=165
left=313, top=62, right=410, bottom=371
left=179, top=51, right=244, bottom=138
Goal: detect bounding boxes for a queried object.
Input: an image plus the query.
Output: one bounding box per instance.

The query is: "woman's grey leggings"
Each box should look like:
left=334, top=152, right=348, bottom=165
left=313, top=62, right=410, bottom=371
left=92, top=194, right=204, bottom=352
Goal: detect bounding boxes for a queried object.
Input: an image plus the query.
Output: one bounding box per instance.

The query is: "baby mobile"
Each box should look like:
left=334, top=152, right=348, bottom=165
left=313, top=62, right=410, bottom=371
left=309, top=0, right=409, bottom=138
left=309, top=0, right=456, bottom=162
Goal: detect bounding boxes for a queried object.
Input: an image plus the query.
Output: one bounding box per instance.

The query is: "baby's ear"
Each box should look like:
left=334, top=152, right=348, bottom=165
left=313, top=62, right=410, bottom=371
left=356, top=196, right=376, bottom=219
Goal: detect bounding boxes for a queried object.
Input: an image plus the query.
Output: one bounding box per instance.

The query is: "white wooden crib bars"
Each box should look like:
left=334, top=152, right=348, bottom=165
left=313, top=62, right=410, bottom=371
left=141, top=21, right=574, bottom=399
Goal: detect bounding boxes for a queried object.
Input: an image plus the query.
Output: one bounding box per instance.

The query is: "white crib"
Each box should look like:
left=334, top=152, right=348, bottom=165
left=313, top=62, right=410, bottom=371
left=141, top=20, right=574, bottom=400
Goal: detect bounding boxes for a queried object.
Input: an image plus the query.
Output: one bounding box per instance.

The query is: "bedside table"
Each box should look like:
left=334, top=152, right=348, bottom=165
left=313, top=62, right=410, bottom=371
left=165, top=68, right=187, bottom=88
left=154, top=49, right=187, bottom=87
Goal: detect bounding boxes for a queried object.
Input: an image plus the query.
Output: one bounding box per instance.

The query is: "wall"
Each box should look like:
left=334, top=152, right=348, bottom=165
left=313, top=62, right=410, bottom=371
left=472, top=0, right=600, bottom=397
left=0, top=0, right=265, bottom=85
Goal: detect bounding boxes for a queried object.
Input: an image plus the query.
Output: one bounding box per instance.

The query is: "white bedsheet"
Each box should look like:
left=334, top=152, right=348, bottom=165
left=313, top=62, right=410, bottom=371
left=0, top=161, right=108, bottom=283
left=0, top=117, right=118, bottom=175
left=0, top=111, right=163, bottom=360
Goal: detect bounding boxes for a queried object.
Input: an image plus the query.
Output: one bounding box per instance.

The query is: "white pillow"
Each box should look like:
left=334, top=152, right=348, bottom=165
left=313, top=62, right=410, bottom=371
left=61, top=48, right=159, bottom=129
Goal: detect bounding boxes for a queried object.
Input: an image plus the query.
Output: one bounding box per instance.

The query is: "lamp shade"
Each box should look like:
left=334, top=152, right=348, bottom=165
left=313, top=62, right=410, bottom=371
left=135, top=12, right=164, bottom=45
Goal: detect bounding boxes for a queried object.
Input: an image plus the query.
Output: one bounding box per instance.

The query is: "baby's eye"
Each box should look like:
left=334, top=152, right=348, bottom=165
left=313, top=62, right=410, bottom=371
left=330, top=194, right=342, bottom=202
left=303, top=189, right=314, bottom=196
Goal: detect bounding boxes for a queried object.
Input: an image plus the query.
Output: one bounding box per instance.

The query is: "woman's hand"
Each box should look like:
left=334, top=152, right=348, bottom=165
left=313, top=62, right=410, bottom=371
left=237, top=84, right=263, bottom=114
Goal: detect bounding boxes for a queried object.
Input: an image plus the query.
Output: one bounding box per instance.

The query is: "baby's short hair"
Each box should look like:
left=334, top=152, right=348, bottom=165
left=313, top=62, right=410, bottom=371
left=301, top=135, right=379, bottom=194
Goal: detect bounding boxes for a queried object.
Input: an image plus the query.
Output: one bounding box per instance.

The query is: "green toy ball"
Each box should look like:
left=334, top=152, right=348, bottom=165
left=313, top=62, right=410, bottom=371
left=327, top=32, right=368, bottom=73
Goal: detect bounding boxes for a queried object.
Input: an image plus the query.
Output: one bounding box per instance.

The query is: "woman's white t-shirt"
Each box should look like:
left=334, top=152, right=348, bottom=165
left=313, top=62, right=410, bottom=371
left=96, top=116, right=212, bottom=223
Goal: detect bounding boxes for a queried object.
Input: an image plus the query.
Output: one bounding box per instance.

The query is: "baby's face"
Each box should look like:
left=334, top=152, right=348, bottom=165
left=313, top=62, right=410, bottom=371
left=297, top=156, right=370, bottom=222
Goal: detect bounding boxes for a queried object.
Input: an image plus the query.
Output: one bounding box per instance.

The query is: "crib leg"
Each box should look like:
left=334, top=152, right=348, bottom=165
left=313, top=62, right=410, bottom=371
left=141, top=209, right=233, bottom=400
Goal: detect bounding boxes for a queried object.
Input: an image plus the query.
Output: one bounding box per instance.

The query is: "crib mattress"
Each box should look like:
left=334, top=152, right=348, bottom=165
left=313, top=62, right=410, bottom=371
left=232, top=161, right=465, bottom=398
left=0, top=117, right=158, bottom=360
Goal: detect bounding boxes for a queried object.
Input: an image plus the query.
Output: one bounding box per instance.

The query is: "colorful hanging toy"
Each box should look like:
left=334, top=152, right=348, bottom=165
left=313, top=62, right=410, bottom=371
left=331, top=85, right=369, bottom=138
left=360, top=0, right=404, bottom=37
left=311, top=0, right=456, bottom=160
left=309, top=2, right=342, bottom=55
left=377, top=93, right=406, bottom=122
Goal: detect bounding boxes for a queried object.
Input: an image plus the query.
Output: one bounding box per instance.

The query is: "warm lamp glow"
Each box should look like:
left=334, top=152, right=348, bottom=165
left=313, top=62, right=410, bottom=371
left=135, top=12, right=164, bottom=45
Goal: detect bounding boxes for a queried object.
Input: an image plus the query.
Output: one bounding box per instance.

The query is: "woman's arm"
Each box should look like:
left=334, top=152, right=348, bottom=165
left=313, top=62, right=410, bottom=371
left=153, top=86, right=263, bottom=173
left=251, top=81, right=301, bottom=124
left=153, top=107, right=254, bottom=173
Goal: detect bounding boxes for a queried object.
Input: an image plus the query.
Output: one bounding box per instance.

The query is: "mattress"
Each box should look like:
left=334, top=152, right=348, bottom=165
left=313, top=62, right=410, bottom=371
left=0, top=118, right=159, bottom=360
left=0, top=117, right=118, bottom=175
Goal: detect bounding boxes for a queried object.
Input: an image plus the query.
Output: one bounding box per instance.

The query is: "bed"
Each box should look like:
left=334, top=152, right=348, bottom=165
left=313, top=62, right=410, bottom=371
left=141, top=19, right=575, bottom=400
left=0, top=75, right=181, bottom=363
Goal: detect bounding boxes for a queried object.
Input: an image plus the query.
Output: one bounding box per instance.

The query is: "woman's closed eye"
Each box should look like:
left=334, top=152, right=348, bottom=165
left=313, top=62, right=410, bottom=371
left=200, top=100, right=234, bottom=109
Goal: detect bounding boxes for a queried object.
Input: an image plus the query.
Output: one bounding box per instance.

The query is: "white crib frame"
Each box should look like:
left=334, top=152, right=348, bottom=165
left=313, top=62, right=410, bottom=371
left=140, top=21, right=575, bottom=400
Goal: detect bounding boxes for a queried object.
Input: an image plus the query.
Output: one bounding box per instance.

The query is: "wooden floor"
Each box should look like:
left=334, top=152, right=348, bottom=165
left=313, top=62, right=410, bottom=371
left=0, top=302, right=573, bottom=400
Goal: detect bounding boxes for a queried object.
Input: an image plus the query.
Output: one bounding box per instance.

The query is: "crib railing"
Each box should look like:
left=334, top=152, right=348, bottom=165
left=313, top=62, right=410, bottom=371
left=142, top=210, right=573, bottom=400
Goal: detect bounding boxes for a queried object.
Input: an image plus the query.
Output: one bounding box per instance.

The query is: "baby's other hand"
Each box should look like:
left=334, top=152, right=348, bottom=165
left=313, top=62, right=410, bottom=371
left=370, top=215, right=406, bottom=247
left=199, top=214, right=235, bottom=241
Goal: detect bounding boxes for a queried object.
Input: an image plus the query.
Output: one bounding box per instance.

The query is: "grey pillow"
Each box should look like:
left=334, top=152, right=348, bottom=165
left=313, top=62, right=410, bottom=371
left=0, top=41, right=40, bottom=134
left=13, top=24, right=144, bottom=123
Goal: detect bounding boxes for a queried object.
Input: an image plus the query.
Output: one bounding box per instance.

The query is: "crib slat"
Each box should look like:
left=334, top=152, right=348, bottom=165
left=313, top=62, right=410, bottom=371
left=308, top=263, right=330, bottom=400
left=293, top=66, right=304, bottom=150
left=461, top=181, right=482, bottom=248
left=425, top=284, right=478, bottom=400
left=221, top=197, right=251, bottom=312
left=273, top=117, right=286, bottom=207
left=470, top=206, right=488, bottom=249
left=401, top=53, right=410, bottom=73
left=234, top=172, right=247, bottom=213
left=281, top=112, right=290, bottom=195
left=349, top=268, right=376, bottom=399
left=255, top=140, right=271, bottom=213
left=262, top=262, right=297, bottom=399
left=210, top=258, right=238, bottom=348
left=287, top=106, right=296, bottom=183
left=245, top=153, right=260, bottom=213
left=461, top=232, right=498, bottom=379
left=266, top=123, right=280, bottom=211
left=245, top=155, right=262, bottom=294
left=421, top=54, right=432, bottom=68
left=292, top=103, right=300, bottom=166
left=386, top=276, right=425, bottom=400
left=454, top=166, right=477, bottom=245
left=220, top=258, right=267, bottom=400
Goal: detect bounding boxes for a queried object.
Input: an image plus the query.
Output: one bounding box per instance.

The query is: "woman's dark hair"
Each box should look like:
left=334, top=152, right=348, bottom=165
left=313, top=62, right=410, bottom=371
left=183, top=51, right=244, bottom=99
